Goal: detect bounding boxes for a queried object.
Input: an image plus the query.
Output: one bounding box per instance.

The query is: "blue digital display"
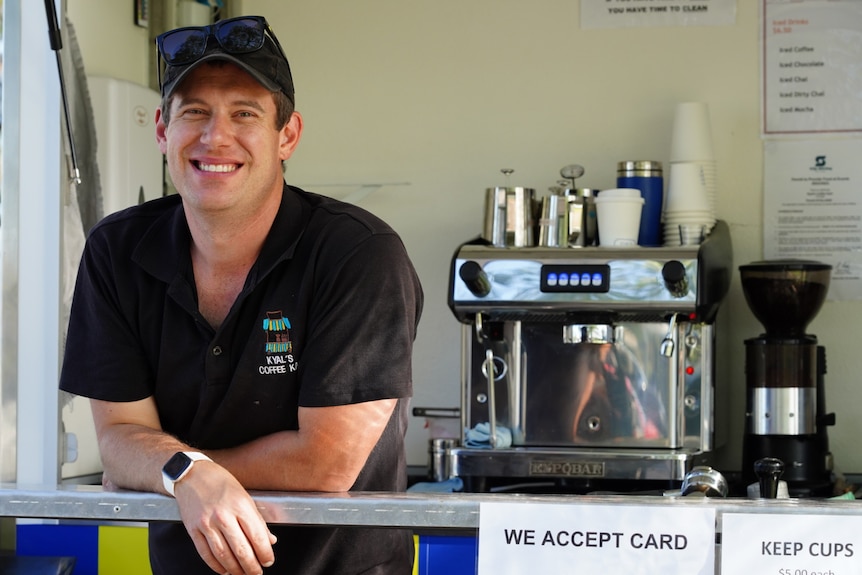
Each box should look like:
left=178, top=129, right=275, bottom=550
left=540, top=264, right=611, bottom=293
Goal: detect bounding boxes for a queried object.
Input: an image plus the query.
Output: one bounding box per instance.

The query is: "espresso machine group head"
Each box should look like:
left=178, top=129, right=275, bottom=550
left=739, top=260, right=836, bottom=497
left=447, top=221, right=733, bottom=492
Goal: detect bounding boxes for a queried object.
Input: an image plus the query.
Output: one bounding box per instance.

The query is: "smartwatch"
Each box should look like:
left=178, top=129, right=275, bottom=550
left=161, top=451, right=212, bottom=496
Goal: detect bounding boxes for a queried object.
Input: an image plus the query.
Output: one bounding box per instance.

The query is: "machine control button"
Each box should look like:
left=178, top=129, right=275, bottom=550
left=540, top=264, right=611, bottom=293
left=685, top=333, right=700, bottom=349
left=459, top=260, right=492, bottom=297
left=661, top=260, right=689, bottom=297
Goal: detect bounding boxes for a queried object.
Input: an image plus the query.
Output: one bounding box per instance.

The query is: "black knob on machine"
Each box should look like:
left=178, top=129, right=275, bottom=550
left=661, top=260, right=689, bottom=298
left=459, top=260, right=492, bottom=297
left=754, top=457, right=785, bottom=499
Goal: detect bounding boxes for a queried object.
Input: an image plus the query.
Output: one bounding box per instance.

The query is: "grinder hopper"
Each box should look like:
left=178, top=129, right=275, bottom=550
left=740, top=260, right=831, bottom=339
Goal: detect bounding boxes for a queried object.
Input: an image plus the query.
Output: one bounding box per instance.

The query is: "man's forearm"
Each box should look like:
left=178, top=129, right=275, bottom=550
left=210, top=400, right=397, bottom=492
left=98, top=422, right=192, bottom=494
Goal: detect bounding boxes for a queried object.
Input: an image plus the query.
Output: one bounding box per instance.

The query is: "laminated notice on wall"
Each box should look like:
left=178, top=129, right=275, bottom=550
left=580, top=0, right=736, bottom=29
left=763, top=138, right=862, bottom=301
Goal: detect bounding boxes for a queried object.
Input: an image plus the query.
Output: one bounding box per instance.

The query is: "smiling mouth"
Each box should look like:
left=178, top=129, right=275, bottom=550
left=194, top=161, right=239, bottom=173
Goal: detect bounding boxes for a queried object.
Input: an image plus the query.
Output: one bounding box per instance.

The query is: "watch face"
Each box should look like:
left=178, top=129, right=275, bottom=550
left=163, top=452, right=192, bottom=480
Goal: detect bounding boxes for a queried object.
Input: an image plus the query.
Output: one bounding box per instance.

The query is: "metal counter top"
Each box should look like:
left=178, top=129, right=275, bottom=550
left=1, top=484, right=860, bottom=530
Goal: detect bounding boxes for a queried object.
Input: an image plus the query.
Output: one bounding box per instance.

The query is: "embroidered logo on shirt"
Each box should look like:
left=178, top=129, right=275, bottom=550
left=260, top=311, right=298, bottom=375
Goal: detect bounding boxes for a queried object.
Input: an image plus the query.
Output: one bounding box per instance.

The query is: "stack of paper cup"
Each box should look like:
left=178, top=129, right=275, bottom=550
left=665, top=102, right=717, bottom=246
left=663, top=163, right=715, bottom=246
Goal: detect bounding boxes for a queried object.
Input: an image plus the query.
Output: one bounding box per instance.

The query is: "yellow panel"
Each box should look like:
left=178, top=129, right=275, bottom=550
left=98, top=525, right=152, bottom=575
left=98, top=525, right=418, bottom=574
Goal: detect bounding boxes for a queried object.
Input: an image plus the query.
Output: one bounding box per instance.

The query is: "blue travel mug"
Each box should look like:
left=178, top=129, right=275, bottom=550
left=617, top=161, right=663, bottom=247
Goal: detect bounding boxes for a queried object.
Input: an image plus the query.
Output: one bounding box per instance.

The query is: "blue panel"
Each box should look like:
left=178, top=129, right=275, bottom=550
left=17, top=524, right=99, bottom=575
left=418, top=535, right=477, bottom=575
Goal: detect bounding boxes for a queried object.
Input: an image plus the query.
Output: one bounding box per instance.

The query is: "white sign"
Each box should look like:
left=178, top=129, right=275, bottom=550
left=477, top=501, right=716, bottom=575
left=763, top=138, right=862, bottom=300
left=762, top=0, right=862, bottom=135
left=721, top=513, right=862, bottom=574
left=581, top=0, right=736, bottom=29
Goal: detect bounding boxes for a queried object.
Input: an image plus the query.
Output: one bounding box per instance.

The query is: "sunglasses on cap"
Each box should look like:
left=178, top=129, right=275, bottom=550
left=156, top=16, right=289, bottom=91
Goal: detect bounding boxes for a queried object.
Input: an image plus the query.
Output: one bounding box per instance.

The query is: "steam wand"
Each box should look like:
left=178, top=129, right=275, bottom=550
left=660, top=313, right=678, bottom=357
left=43, top=0, right=81, bottom=185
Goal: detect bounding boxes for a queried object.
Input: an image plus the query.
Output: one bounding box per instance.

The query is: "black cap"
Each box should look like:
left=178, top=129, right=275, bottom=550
left=160, top=35, right=294, bottom=103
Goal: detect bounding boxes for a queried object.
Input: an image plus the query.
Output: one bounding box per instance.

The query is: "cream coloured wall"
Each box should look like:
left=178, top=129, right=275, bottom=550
left=65, top=0, right=862, bottom=477
left=66, top=0, right=150, bottom=86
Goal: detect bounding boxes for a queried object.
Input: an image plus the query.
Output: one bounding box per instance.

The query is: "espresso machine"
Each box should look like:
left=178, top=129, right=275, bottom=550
left=739, top=260, right=836, bottom=497
left=447, top=221, right=733, bottom=493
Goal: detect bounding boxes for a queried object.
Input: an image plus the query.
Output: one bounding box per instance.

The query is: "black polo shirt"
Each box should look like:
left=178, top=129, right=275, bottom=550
left=60, top=184, right=423, bottom=574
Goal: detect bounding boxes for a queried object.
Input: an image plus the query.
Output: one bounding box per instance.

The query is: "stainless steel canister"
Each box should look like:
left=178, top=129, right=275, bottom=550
left=482, top=187, right=536, bottom=247
left=538, top=193, right=569, bottom=247
left=564, top=188, right=598, bottom=247
left=428, top=438, right=458, bottom=481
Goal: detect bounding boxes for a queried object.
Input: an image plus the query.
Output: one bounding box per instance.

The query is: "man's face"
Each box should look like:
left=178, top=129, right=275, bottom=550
left=155, top=61, right=301, bottom=218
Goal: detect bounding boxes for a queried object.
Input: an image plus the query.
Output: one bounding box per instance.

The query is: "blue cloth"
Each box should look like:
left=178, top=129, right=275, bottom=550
left=464, top=422, right=513, bottom=448
left=407, top=477, right=464, bottom=493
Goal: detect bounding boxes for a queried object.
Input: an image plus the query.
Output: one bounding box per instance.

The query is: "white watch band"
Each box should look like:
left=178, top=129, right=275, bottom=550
left=162, top=451, right=212, bottom=497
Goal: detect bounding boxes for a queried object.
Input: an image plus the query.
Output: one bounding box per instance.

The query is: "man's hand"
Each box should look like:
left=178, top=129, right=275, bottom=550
left=174, top=460, right=277, bottom=575
left=89, top=398, right=276, bottom=574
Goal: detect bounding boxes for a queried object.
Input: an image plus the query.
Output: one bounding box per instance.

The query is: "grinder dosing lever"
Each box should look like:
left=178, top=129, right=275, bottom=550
left=754, top=457, right=785, bottom=499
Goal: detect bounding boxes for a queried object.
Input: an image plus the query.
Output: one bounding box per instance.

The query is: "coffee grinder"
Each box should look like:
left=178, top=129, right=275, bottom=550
left=739, top=260, right=836, bottom=497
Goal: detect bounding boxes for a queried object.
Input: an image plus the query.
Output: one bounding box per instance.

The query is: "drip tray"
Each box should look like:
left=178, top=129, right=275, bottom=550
left=451, top=446, right=709, bottom=487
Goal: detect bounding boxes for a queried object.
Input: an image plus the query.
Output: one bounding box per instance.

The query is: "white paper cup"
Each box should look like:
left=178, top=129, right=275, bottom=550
left=670, top=102, right=714, bottom=163
left=663, top=215, right=715, bottom=225
left=596, top=196, right=644, bottom=247
left=678, top=224, right=708, bottom=246
left=665, top=162, right=712, bottom=214
left=672, top=158, right=717, bottom=212
left=663, top=210, right=714, bottom=219
left=598, top=188, right=642, bottom=199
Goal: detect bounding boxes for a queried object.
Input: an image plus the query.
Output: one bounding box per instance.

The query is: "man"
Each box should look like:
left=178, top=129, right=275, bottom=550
left=59, top=15, right=423, bottom=575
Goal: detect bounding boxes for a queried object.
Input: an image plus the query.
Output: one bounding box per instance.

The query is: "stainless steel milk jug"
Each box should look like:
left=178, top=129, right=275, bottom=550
left=483, top=187, right=536, bottom=247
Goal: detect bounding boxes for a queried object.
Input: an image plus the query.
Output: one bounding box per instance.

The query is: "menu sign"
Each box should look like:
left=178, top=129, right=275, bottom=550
left=477, top=501, right=716, bottom=574
left=762, top=0, right=862, bottom=134
left=721, top=513, right=862, bottom=574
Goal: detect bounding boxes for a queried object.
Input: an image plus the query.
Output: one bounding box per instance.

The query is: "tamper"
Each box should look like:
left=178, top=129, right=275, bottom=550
left=754, top=457, right=785, bottom=498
